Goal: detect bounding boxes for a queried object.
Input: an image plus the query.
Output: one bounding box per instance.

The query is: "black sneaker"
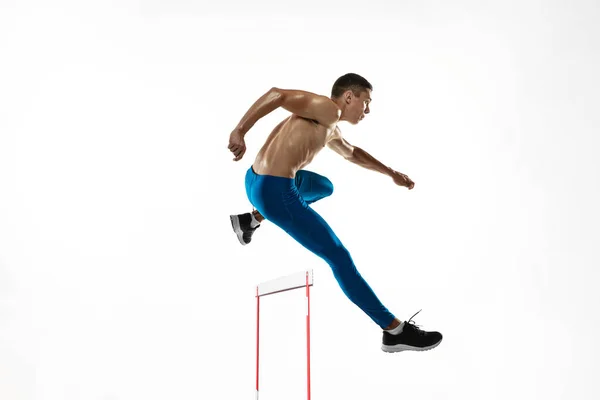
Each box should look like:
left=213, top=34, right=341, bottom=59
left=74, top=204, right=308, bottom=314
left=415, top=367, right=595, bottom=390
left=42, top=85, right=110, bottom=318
left=230, top=213, right=260, bottom=245
left=381, top=310, right=442, bottom=353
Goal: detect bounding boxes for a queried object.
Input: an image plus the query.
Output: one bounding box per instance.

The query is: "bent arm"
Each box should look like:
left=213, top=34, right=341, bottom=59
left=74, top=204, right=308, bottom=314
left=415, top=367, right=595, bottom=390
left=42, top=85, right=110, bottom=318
left=327, top=133, right=394, bottom=177
left=232, top=88, right=283, bottom=137
left=233, top=87, right=340, bottom=136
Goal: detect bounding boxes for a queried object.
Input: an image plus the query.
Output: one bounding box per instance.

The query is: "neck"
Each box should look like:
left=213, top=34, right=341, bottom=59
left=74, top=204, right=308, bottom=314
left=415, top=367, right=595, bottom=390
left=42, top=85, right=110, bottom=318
left=331, top=97, right=349, bottom=122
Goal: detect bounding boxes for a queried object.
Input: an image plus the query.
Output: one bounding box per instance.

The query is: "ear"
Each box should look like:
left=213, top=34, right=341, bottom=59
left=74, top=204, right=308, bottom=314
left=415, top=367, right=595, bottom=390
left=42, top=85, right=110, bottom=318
left=344, top=90, right=354, bottom=104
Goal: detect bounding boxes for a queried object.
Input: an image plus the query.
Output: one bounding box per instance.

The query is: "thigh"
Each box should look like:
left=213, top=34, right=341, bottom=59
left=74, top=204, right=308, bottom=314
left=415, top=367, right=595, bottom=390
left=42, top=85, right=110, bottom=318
left=271, top=191, right=343, bottom=258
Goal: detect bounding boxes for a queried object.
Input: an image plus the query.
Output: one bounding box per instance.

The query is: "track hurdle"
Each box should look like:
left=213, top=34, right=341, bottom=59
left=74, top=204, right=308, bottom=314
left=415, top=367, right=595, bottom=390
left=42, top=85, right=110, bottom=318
left=255, top=269, right=314, bottom=400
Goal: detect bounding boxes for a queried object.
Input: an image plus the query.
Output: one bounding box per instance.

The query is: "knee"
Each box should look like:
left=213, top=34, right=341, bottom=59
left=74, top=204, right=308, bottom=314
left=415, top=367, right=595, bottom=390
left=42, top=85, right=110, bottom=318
left=318, top=176, right=334, bottom=198
left=325, top=243, right=353, bottom=268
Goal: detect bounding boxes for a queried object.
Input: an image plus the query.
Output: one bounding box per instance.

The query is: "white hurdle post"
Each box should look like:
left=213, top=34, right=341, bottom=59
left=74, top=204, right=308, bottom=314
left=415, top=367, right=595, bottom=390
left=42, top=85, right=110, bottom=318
left=255, top=269, right=314, bottom=400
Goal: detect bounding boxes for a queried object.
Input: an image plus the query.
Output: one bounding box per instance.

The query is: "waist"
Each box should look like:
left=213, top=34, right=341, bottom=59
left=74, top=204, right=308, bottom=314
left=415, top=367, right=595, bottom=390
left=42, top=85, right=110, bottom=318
left=250, top=164, right=297, bottom=180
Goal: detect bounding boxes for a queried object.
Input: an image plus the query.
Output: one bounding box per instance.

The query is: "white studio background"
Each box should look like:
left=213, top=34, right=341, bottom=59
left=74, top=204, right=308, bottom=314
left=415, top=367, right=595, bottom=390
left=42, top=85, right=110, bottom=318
left=1, top=1, right=599, bottom=399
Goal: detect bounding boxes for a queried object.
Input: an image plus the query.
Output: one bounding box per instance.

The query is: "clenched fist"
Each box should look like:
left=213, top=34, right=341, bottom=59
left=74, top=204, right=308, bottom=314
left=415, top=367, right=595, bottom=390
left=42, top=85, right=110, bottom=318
left=392, top=171, right=415, bottom=190
left=228, top=129, right=246, bottom=161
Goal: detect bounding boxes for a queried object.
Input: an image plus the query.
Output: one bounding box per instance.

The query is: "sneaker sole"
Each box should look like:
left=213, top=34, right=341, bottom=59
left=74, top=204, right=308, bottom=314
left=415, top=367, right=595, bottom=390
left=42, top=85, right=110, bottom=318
left=229, top=215, right=247, bottom=246
left=381, top=338, right=442, bottom=353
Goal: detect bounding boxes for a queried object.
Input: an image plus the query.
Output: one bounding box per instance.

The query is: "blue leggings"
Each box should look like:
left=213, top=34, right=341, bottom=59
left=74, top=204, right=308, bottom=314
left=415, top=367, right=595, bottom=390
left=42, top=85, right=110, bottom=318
left=245, top=166, right=395, bottom=329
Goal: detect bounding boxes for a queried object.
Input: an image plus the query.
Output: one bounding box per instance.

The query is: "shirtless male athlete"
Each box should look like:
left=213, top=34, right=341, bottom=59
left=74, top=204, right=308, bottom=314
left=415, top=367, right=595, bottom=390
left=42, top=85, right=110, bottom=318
left=227, top=73, right=442, bottom=353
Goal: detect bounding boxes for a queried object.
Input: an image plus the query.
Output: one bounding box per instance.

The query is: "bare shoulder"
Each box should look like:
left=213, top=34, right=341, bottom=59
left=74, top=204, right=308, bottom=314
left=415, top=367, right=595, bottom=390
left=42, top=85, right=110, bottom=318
left=273, top=88, right=341, bottom=128
left=332, top=125, right=342, bottom=137
left=326, top=126, right=354, bottom=159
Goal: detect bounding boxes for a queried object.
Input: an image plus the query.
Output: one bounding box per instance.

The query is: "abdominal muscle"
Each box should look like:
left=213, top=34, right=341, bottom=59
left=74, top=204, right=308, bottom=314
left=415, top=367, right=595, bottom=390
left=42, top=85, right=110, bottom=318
left=252, top=114, right=336, bottom=178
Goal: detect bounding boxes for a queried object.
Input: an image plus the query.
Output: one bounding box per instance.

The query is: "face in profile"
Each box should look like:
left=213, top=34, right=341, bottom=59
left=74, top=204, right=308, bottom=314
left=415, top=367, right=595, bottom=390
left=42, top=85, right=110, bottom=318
left=345, top=89, right=372, bottom=125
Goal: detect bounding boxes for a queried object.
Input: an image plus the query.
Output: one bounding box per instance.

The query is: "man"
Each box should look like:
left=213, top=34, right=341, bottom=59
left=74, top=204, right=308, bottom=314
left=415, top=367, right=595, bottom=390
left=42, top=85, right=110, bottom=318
left=227, top=73, right=442, bottom=353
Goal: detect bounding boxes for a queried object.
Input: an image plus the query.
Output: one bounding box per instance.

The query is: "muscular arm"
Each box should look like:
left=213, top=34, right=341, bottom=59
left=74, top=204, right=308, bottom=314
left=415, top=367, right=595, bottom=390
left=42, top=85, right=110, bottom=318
left=233, top=87, right=341, bottom=136
left=327, top=131, right=415, bottom=189
left=327, top=130, right=394, bottom=177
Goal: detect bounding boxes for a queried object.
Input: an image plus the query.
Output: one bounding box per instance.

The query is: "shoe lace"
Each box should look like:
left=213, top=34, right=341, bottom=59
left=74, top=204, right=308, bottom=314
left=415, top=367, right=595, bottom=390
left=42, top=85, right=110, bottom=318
left=406, top=309, right=424, bottom=334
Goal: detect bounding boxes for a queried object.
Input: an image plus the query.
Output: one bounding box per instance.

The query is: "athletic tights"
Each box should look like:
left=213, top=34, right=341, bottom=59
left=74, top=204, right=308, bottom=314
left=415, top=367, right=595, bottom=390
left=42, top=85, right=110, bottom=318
left=245, top=166, right=396, bottom=329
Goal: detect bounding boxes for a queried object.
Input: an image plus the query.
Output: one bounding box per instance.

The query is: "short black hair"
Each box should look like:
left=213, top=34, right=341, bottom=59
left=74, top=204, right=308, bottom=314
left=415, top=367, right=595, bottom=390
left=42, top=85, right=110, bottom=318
left=331, top=73, right=373, bottom=98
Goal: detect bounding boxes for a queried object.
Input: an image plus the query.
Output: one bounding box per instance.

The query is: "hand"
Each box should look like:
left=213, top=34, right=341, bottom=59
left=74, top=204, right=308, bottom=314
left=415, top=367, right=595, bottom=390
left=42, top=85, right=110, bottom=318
left=392, top=170, right=415, bottom=190
left=228, top=129, right=246, bottom=161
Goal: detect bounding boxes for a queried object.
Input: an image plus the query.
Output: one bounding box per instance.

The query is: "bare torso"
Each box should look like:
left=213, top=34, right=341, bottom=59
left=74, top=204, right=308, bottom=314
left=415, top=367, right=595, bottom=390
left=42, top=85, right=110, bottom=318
left=252, top=115, right=338, bottom=178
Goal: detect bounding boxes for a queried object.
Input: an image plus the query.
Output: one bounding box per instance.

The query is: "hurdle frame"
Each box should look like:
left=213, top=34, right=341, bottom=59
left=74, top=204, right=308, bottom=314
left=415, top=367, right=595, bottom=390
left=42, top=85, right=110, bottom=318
left=255, top=269, right=314, bottom=400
